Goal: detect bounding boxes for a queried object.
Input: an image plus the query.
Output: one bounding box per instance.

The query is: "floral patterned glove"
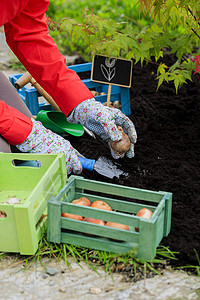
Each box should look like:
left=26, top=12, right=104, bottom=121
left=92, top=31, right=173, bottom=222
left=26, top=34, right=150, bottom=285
left=16, top=118, right=82, bottom=175
left=67, top=98, right=137, bottom=159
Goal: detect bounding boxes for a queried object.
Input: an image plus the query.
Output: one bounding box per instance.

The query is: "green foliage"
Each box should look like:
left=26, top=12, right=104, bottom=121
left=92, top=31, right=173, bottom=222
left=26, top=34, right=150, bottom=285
left=47, top=0, right=200, bottom=91
left=47, top=0, right=147, bottom=23
left=54, top=8, right=165, bottom=62
left=47, top=0, right=150, bottom=58
left=157, top=60, right=193, bottom=93
left=137, top=0, right=200, bottom=90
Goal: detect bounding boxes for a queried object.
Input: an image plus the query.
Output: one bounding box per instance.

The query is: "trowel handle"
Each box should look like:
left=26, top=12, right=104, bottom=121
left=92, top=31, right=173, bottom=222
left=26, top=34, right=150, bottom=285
left=78, top=156, right=95, bottom=171
left=14, top=72, right=32, bottom=89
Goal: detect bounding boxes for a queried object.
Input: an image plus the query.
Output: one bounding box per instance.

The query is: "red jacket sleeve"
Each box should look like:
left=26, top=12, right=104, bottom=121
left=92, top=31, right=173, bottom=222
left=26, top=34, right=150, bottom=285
left=4, top=0, right=94, bottom=116
left=0, top=101, right=33, bottom=145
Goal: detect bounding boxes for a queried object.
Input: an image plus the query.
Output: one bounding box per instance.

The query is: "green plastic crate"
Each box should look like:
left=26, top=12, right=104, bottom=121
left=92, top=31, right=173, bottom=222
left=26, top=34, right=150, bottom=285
left=0, top=153, right=67, bottom=255
left=47, top=176, right=172, bottom=261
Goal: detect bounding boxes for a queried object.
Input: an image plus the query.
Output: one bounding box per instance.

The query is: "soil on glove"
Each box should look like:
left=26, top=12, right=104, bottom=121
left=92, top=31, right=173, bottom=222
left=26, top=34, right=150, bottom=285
left=68, top=54, right=200, bottom=268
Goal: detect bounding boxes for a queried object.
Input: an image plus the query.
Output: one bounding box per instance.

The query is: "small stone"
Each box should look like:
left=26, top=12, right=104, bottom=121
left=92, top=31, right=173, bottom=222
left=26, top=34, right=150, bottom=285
left=89, top=287, right=101, bottom=294
left=125, top=266, right=132, bottom=272
left=105, top=286, right=114, bottom=292
left=46, top=267, right=58, bottom=276
left=49, top=280, right=55, bottom=286
left=58, top=287, right=66, bottom=293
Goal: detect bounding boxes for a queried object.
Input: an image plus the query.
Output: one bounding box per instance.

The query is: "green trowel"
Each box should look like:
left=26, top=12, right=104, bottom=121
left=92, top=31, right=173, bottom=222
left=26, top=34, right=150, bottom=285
left=36, top=110, right=84, bottom=137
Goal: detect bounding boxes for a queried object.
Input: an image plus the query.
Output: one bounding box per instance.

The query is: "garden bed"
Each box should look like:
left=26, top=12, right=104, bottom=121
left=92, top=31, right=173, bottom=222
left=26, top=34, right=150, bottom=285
left=67, top=54, right=200, bottom=268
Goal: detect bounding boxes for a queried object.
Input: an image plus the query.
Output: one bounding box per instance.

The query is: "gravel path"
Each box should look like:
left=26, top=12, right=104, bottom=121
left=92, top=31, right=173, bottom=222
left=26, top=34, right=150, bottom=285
left=1, top=257, right=200, bottom=300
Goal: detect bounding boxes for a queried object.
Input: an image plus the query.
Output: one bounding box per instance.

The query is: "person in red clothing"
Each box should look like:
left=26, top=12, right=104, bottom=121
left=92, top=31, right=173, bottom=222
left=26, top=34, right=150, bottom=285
left=0, top=0, right=137, bottom=174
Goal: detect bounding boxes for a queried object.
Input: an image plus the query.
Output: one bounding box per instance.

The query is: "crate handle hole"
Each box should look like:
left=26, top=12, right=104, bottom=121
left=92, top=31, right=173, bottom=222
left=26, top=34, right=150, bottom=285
left=0, top=211, right=7, bottom=218
left=12, top=159, right=42, bottom=168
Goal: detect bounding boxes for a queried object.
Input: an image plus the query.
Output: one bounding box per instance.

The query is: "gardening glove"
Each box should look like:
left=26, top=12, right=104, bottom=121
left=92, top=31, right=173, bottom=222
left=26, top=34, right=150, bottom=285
left=16, top=118, right=82, bottom=175
left=67, top=98, right=137, bottom=159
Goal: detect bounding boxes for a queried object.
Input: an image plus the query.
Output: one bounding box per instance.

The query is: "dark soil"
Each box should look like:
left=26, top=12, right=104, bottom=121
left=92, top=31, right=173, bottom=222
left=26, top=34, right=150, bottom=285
left=68, top=54, right=200, bottom=269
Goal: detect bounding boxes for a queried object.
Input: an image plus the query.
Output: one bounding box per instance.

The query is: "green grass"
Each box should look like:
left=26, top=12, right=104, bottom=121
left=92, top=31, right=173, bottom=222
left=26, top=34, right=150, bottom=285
left=0, top=234, right=179, bottom=280
left=2, top=233, right=200, bottom=279
left=176, top=250, right=200, bottom=277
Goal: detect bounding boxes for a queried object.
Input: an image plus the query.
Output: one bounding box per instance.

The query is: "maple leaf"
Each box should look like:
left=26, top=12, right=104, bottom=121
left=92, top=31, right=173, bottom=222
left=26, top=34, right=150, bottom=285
left=191, top=55, right=200, bottom=75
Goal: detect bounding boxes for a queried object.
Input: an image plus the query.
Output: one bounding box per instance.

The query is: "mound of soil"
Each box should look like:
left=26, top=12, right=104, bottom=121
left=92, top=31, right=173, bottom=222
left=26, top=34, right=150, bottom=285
left=68, top=54, right=200, bottom=268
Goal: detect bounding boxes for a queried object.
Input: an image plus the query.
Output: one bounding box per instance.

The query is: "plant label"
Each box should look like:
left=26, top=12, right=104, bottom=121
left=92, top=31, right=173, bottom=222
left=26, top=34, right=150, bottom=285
left=91, top=55, right=133, bottom=88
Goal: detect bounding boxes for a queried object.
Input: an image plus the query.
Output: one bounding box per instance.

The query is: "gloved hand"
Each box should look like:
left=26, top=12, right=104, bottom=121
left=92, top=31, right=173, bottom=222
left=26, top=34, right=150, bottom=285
left=16, top=118, right=82, bottom=175
left=67, top=98, right=137, bottom=159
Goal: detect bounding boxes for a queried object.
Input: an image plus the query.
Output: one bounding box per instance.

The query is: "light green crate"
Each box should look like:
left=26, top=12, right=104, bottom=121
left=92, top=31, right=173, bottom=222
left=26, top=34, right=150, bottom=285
left=0, top=153, right=67, bottom=255
left=47, top=176, right=172, bottom=261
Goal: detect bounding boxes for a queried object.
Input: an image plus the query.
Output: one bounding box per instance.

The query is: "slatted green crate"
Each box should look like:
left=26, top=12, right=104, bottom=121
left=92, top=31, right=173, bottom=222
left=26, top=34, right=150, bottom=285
left=0, top=153, right=67, bottom=255
left=47, top=176, right=172, bottom=260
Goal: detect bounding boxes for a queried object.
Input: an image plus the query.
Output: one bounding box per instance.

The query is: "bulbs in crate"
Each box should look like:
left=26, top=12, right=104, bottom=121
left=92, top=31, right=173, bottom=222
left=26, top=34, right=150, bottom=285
left=106, top=222, right=129, bottom=231
left=135, top=208, right=153, bottom=232
left=91, top=200, right=112, bottom=211
left=72, top=197, right=91, bottom=206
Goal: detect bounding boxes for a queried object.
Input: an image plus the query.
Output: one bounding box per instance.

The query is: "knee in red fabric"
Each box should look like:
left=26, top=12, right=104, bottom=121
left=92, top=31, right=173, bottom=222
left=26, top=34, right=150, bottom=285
left=0, top=100, right=33, bottom=145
